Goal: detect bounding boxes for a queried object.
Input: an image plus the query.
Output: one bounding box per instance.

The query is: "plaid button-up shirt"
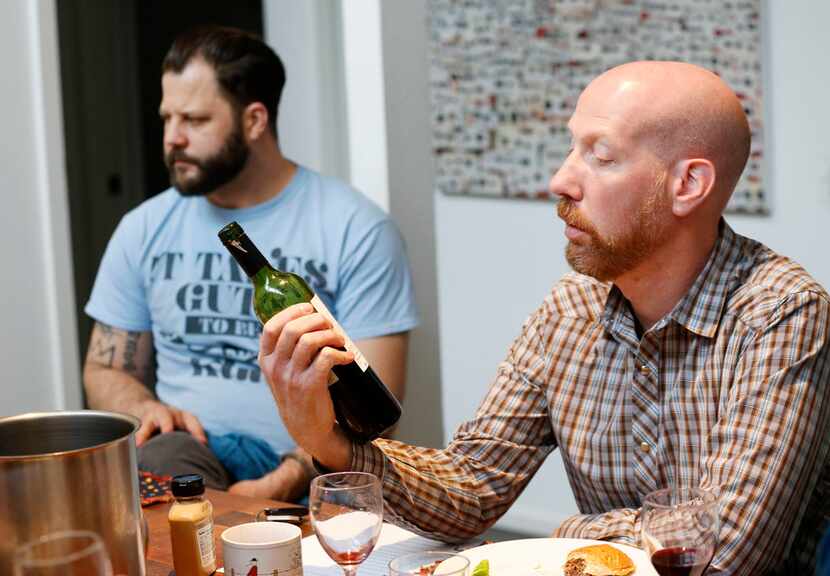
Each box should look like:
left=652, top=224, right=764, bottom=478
left=353, top=222, right=830, bottom=575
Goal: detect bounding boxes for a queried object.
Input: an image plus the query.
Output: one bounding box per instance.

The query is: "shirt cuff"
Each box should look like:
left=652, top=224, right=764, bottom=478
left=351, top=440, right=387, bottom=480
left=311, top=440, right=387, bottom=479
left=554, top=510, right=640, bottom=545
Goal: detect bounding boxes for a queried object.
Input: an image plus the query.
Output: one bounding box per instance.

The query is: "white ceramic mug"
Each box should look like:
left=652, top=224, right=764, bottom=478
left=221, top=522, right=302, bottom=576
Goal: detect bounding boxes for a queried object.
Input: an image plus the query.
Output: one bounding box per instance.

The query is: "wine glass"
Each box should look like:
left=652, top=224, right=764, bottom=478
left=389, top=551, right=470, bottom=575
left=310, top=471, right=383, bottom=576
left=13, top=530, right=113, bottom=576
left=641, top=487, right=719, bottom=576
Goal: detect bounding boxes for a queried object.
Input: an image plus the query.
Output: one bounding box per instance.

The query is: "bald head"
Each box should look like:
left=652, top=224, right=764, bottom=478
left=580, top=61, right=751, bottom=210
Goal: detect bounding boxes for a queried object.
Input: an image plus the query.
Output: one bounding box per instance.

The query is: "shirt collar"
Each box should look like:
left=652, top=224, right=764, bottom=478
left=601, top=219, right=746, bottom=340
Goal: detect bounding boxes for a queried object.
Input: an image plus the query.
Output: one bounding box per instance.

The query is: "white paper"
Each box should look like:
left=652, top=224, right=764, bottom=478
left=302, top=522, right=454, bottom=575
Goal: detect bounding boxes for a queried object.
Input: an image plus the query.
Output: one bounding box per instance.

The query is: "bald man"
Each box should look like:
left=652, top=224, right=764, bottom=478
left=259, top=62, right=830, bottom=574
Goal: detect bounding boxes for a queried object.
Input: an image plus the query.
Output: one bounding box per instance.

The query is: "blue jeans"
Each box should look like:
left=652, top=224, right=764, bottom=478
left=138, top=430, right=281, bottom=489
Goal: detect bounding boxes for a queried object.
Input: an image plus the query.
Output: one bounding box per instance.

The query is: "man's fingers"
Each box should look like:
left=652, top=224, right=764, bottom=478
left=135, top=419, right=157, bottom=447
left=274, top=313, right=333, bottom=365
left=292, top=329, right=346, bottom=371
left=156, top=408, right=175, bottom=435
left=179, top=411, right=207, bottom=444
left=309, top=347, right=354, bottom=382
left=260, top=303, right=315, bottom=359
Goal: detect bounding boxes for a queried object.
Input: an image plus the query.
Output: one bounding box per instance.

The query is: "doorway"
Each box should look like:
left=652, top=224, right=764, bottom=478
left=56, top=0, right=263, bottom=371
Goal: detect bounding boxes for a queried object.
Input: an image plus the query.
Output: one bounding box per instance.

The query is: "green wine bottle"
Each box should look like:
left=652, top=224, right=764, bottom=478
left=218, top=221, right=402, bottom=443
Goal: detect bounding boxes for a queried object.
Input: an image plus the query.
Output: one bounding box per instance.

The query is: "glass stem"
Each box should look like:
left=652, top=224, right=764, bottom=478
left=341, top=567, right=359, bottom=576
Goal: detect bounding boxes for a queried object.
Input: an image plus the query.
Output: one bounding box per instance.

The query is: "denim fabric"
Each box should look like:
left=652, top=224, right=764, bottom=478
left=207, top=432, right=281, bottom=483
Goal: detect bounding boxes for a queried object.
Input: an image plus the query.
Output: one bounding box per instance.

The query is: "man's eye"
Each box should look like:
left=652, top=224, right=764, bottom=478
left=590, top=150, right=613, bottom=165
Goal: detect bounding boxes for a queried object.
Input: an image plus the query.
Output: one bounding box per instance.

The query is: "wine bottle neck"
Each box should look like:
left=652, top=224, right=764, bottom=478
left=220, top=231, right=269, bottom=278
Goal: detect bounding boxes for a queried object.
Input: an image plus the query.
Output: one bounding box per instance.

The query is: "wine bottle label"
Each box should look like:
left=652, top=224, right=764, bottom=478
left=311, top=295, right=369, bottom=372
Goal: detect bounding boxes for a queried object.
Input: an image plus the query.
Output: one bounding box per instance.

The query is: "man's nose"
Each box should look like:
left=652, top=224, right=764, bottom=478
left=164, top=121, right=187, bottom=151
left=548, top=152, right=582, bottom=201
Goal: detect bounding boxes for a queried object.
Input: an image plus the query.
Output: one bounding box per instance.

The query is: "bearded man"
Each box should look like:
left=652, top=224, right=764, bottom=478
left=83, top=26, right=418, bottom=501
left=259, top=61, right=830, bottom=574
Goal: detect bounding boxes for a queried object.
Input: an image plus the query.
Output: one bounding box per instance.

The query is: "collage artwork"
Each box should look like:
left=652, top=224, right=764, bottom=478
left=428, top=0, right=766, bottom=214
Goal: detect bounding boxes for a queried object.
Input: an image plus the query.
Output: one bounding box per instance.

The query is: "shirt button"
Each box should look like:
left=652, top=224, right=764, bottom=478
left=638, top=364, right=650, bottom=375
left=640, top=442, right=651, bottom=453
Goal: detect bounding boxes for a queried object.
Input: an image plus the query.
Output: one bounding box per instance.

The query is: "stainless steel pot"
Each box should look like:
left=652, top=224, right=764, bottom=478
left=0, top=410, right=146, bottom=575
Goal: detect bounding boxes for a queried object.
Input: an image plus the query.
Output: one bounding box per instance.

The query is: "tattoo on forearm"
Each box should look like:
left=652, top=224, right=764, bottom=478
left=123, top=331, right=140, bottom=375
left=89, top=324, right=116, bottom=368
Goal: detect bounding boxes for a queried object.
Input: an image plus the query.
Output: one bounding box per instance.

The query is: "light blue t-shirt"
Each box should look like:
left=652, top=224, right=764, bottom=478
left=86, top=166, right=419, bottom=456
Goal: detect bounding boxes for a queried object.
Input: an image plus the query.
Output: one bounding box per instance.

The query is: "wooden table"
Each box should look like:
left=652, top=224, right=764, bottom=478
left=143, top=488, right=312, bottom=576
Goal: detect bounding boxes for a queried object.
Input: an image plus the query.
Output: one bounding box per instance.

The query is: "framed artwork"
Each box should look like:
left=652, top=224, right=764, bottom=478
left=428, top=0, right=767, bottom=214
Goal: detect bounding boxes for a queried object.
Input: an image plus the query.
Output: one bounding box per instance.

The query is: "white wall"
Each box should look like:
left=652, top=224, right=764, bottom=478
left=436, top=194, right=579, bottom=534
left=0, top=0, right=80, bottom=417
left=265, top=0, right=392, bottom=213
left=264, top=0, right=349, bottom=184
left=380, top=1, right=446, bottom=448
left=726, top=0, right=830, bottom=282
left=340, top=0, right=390, bottom=212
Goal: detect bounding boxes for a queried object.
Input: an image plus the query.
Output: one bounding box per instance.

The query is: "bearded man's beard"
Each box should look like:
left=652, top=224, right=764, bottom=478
left=166, top=120, right=249, bottom=197
left=557, top=189, right=671, bottom=282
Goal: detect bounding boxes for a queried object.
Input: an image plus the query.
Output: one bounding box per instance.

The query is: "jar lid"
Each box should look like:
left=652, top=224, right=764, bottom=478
left=171, top=474, right=205, bottom=497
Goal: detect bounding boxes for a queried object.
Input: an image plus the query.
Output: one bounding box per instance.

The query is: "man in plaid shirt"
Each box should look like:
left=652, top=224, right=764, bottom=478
left=259, top=61, right=830, bottom=574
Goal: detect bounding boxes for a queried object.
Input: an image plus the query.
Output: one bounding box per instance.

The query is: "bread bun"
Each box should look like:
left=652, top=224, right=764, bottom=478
left=562, top=544, right=635, bottom=576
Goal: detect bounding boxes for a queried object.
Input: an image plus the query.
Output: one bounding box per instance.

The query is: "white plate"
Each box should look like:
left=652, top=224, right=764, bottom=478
left=460, top=537, right=657, bottom=575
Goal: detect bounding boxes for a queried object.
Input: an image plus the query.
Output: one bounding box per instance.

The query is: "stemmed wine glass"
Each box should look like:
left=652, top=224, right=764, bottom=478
left=13, top=530, right=113, bottom=576
left=641, top=487, right=719, bottom=576
left=310, top=472, right=383, bottom=576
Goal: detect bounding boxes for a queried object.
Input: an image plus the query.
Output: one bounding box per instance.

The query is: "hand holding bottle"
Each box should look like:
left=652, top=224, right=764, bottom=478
left=219, top=221, right=403, bottom=446
left=258, top=303, right=355, bottom=471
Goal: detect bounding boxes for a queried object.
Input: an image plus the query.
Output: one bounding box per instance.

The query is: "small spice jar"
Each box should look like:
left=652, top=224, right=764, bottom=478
left=168, top=474, right=216, bottom=575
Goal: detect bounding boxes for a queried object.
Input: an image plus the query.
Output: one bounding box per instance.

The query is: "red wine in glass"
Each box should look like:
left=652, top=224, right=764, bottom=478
left=651, top=546, right=712, bottom=576
left=327, top=544, right=375, bottom=567
left=642, top=487, right=718, bottom=576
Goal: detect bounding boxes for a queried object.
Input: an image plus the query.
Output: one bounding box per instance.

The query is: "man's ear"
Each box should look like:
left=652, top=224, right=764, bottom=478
left=669, top=158, right=716, bottom=217
left=242, top=102, right=270, bottom=141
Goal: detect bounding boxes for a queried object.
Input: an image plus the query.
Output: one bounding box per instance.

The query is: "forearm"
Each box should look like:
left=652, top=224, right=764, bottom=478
left=352, top=441, right=489, bottom=542
left=84, top=322, right=156, bottom=416
left=84, top=365, right=156, bottom=416
left=353, top=435, right=550, bottom=543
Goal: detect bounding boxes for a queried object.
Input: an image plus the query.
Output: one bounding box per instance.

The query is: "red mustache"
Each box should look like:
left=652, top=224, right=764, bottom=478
left=165, top=150, right=201, bottom=169
left=557, top=200, right=596, bottom=235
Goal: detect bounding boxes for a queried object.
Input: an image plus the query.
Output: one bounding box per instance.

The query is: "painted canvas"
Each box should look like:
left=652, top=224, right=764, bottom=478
left=428, top=0, right=766, bottom=214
